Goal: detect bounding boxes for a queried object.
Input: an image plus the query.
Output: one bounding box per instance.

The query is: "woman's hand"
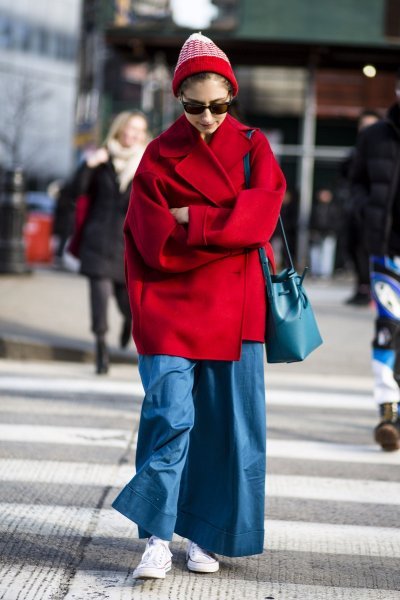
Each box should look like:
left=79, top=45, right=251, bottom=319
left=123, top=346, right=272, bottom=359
left=170, top=207, right=189, bottom=225
left=86, top=147, right=109, bottom=168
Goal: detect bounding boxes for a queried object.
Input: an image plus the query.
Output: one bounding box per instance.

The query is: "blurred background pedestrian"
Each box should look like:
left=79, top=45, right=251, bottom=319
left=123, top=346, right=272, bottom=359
left=350, top=69, right=400, bottom=451
left=309, top=188, right=340, bottom=278
left=69, top=110, right=150, bottom=374
left=341, top=110, right=380, bottom=305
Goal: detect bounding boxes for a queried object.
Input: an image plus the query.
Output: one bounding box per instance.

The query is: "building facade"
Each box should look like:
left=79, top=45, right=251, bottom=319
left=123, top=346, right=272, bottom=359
left=0, top=0, right=81, bottom=185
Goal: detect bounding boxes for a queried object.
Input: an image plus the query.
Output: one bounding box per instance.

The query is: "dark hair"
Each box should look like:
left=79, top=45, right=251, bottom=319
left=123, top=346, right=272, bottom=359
left=179, top=72, right=233, bottom=95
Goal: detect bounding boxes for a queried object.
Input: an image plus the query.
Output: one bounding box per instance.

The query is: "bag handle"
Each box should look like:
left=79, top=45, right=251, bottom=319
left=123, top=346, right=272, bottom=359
left=244, top=130, right=295, bottom=273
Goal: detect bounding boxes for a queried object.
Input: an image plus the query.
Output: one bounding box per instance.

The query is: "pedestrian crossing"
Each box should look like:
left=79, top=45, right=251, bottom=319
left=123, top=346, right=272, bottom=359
left=1, top=503, right=399, bottom=558
left=0, top=362, right=399, bottom=599
left=1, top=568, right=398, bottom=600
left=1, top=424, right=399, bottom=462
left=2, top=459, right=400, bottom=504
left=0, top=374, right=376, bottom=410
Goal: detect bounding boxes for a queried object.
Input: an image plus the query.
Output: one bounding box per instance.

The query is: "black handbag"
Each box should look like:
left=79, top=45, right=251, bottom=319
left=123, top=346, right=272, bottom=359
left=244, top=133, right=323, bottom=363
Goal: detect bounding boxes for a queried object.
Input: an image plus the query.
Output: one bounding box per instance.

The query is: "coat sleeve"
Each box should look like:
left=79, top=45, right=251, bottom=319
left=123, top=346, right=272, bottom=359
left=125, top=168, right=232, bottom=274
left=68, top=162, right=96, bottom=205
left=187, top=132, right=286, bottom=248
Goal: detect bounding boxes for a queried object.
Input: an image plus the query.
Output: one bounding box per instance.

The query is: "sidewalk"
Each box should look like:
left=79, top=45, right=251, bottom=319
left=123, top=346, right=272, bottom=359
left=0, top=266, right=137, bottom=365
left=0, top=266, right=374, bottom=377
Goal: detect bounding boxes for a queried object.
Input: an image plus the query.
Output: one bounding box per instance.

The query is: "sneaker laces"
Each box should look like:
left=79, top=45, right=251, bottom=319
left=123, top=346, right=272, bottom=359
left=139, top=537, right=171, bottom=568
left=381, top=402, right=399, bottom=423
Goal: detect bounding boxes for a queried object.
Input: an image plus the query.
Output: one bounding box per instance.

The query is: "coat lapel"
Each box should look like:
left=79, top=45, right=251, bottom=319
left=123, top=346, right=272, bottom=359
left=208, top=115, right=253, bottom=177
left=175, top=137, right=238, bottom=206
left=159, top=115, right=253, bottom=207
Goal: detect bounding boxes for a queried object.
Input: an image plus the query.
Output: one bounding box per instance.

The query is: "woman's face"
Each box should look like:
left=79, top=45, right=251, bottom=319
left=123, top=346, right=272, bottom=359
left=118, top=115, right=148, bottom=148
left=180, top=78, right=230, bottom=140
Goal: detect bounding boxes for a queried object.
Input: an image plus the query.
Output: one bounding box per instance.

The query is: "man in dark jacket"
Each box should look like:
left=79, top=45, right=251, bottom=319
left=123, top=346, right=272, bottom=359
left=342, top=110, right=380, bottom=305
left=351, top=71, right=400, bottom=451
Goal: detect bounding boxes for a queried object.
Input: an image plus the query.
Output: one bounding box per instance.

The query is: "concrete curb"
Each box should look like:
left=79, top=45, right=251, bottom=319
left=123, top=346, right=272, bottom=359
left=0, top=335, right=138, bottom=364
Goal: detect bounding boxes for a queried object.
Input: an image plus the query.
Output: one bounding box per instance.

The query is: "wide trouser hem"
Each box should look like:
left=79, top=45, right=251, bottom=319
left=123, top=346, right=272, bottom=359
left=112, top=486, right=176, bottom=541
left=112, top=487, right=265, bottom=557
left=175, top=510, right=264, bottom=557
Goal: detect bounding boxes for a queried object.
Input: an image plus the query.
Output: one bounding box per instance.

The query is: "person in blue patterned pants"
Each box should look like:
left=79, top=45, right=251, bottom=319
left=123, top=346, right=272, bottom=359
left=370, top=256, right=400, bottom=450
left=351, top=71, right=400, bottom=451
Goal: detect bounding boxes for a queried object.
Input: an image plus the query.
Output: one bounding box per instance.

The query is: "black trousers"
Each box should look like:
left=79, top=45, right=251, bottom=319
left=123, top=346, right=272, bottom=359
left=88, top=277, right=131, bottom=337
left=347, top=217, right=370, bottom=288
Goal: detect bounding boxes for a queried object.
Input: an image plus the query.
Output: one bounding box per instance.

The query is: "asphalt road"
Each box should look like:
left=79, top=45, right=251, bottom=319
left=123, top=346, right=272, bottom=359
left=0, top=357, right=399, bottom=600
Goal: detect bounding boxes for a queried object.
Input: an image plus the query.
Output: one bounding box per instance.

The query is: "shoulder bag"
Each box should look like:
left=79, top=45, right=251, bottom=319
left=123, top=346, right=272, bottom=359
left=244, top=131, right=323, bottom=363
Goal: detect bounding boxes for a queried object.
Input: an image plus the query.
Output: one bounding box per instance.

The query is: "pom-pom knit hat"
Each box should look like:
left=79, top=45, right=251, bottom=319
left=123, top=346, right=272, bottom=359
left=172, top=32, right=239, bottom=97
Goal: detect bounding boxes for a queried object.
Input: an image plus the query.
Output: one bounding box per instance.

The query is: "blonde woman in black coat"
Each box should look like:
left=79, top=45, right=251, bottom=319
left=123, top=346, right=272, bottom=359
left=72, top=111, right=149, bottom=373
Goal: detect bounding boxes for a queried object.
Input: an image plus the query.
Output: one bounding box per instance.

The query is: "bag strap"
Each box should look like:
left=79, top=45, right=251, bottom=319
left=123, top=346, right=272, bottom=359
left=244, top=130, right=294, bottom=272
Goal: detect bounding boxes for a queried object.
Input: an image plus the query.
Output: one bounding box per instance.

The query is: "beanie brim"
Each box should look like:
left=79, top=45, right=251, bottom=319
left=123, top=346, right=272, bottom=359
left=172, top=56, right=239, bottom=97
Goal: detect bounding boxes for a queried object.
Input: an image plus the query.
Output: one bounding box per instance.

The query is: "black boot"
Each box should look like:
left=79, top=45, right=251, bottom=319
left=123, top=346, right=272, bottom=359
left=345, top=285, right=371, bottom=306
left=95, top=336, right=109, bottom=375
left=374, top=402, right=400, bottom=451
left=120, top=318, right=132, bottom=349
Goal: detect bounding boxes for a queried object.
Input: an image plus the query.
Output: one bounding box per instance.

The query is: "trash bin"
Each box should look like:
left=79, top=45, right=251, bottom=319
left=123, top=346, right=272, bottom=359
left=0, top=169, right=29, bottom=274
left=24, top=213, right=54, bottom=263
left=23, top=191, right=55, bottom=264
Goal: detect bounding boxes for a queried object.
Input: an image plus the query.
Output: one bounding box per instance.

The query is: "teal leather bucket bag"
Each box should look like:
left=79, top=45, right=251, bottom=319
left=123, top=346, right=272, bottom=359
left=244, top=131, right=323, bottom=363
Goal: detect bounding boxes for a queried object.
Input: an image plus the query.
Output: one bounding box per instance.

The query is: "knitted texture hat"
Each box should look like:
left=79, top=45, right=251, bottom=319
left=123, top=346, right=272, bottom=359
left=172, top=32, right=239, bottom=97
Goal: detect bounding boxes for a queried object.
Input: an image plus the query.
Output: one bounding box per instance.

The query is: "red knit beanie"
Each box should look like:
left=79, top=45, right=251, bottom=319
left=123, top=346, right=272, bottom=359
left=172, top=32, right=239, bottom=97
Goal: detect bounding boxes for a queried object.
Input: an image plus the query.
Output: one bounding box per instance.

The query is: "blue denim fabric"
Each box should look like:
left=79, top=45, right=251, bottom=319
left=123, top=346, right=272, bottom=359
left=112, top=342, right=266, bottom=557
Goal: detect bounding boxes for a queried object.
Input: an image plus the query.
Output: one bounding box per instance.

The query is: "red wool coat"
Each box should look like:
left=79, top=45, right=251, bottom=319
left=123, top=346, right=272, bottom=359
left=124, top=114, right=286, bottom=360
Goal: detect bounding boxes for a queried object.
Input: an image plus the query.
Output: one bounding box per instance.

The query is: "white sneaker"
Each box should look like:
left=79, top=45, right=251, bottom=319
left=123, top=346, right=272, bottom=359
left=133, top=536, right=172, bottom=579
left=186, top=540, right=219, bottom=573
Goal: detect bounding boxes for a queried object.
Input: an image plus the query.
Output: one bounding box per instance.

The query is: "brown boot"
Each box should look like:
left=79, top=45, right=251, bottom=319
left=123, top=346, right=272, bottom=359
left=374, top=402, right=400, bottom=451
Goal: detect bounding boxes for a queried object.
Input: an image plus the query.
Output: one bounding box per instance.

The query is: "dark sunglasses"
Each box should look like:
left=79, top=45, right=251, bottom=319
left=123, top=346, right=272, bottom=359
left=180, top=97, right=231, bottom=115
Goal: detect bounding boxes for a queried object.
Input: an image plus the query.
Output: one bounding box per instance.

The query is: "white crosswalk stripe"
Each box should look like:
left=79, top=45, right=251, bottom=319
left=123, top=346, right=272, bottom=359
left=0, top=367, right=398, bottom=598
left=0, top=376, right=143, bottom=396
left=1, top=503, right=399, bottom=558
left=2, top=459, right=400, bottom=505
left=267, top=438, right=400, bottom=464
left=0, top=423, right=132, bottom=447
left=1, top=567, right=398, bottom=600
left=2, top=421, right=399, bottom=464
left=0, top=376, right=376, bottom=410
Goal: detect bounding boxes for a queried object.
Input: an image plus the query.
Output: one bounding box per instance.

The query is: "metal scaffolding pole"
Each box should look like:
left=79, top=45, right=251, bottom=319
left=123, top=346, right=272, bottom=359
left=297, top=63, right=317, bottom=269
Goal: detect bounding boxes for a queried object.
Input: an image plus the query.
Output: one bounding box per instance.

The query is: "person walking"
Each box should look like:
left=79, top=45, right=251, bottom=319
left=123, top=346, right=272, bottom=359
left=309, top=188, right=340, bottom=278
left=112, top=33, right=285, bottom=578
left=351, top=71, right=400, bottom=451
left=70, top=111, right=149, bottom=374
left=342, top=110, right=380, bottom=305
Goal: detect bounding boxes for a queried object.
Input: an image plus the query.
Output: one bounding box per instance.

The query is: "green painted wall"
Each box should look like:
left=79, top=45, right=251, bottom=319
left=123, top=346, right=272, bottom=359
left=237, top=0, right=387, bottom=46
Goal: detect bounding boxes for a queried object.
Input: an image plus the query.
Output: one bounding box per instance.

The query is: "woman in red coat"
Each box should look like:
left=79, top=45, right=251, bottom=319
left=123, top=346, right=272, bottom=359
left=112, top=33, right=286, bottom=579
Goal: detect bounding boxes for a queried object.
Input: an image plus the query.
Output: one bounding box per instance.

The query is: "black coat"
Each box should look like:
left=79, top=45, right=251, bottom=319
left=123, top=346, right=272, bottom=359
left=309, top=200, right=341, bottom=241
left=351, top=104, right=400, bottom=255
left=71, top=160, right=130, bottom=283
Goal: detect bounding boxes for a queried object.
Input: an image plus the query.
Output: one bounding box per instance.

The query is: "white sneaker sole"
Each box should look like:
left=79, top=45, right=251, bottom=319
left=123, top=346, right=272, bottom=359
left=187, top=558, right=219, bottom=573
left=133, top=562, right=172, bottom=579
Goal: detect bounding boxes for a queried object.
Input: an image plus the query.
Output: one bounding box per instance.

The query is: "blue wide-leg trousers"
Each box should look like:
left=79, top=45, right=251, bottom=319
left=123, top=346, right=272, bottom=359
left=112, top=342, right=266, bottom=557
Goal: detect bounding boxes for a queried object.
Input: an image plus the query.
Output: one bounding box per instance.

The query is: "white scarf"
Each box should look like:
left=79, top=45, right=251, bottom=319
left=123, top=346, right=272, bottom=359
left=107, top=138, right=146, bottom=193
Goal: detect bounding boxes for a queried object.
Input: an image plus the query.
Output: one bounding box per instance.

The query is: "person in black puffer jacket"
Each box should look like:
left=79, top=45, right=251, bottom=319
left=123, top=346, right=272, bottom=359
left=70, top=111, right=150, bottom=374
left=351, top=72, right=400, bottom=451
